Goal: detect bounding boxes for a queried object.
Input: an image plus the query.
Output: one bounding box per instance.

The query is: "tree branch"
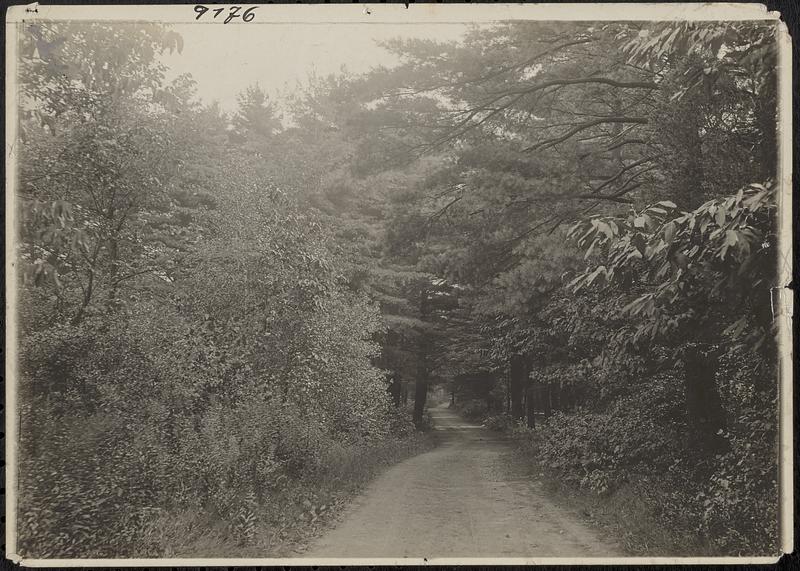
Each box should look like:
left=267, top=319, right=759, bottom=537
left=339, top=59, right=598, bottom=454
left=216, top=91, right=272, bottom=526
left=523, top=117, right=649, bottom=152
left=497, top=77, right=659, bottom=99
left=574, top=192, right=636, bottom=204
left=393, top=37, right=596, bottom=97
left=429, top=195, right=463, bottom=220
left=590, top=155, right=660, bottom=194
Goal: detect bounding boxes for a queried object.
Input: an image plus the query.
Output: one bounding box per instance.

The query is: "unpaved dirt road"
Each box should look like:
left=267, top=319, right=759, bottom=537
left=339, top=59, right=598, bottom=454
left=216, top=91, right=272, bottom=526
left=305, top=404, right=621, bottom=559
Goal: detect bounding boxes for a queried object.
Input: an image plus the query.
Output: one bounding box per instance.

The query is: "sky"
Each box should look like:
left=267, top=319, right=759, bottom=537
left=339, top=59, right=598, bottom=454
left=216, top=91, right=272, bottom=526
left=161, top=23, right=469, bottom=115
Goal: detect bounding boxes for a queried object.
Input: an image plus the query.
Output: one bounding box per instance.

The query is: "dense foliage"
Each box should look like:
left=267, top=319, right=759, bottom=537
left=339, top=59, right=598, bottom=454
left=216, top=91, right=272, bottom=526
left=15, top=23, right=421, bottom=558
left=351, top=20, right=782, bottom=555
left=13, top=18, right=783, bottom=557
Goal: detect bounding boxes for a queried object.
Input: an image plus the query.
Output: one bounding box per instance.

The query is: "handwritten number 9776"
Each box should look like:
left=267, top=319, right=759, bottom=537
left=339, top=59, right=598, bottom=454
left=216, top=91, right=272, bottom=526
left=194, top=5, right=258, bottom=23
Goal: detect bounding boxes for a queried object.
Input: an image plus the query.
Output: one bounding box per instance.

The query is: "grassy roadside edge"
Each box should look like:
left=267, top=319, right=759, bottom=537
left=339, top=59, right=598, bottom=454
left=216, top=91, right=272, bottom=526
left=132, top=431, right=438, bottom=558
left=502, top=443, right=717, bottom=556
left=451, top=401, right=716, bottom=556
left=283, top=430, right=438, bottom=557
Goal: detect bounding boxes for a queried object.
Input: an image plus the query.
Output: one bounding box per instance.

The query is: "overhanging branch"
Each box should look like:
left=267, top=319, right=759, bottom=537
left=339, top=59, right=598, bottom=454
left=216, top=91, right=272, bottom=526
left=523, top=117, right=649, bottom=152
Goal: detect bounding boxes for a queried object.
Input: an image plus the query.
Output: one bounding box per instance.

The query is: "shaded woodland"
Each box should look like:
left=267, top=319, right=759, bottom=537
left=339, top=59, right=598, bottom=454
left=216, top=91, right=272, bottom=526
left=14, top=20, right=782, bottom=556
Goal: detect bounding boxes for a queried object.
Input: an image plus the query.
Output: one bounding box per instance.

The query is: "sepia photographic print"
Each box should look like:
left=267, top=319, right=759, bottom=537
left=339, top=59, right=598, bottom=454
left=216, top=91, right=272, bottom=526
left=4, top=3, right=793, bottom=566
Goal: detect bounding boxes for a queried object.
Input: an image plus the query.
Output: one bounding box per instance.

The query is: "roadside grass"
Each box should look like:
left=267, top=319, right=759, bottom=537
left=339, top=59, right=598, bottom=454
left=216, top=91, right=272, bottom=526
left=504, top=449, right=716, bottom=556
left=450, top=403, right=716, bottom=557
left=133, top=433, right=436, bottom=557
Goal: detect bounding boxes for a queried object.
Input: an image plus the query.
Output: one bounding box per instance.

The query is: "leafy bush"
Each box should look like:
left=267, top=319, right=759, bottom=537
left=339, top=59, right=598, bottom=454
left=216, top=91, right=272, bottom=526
left=511, top=365, right=778, bottom=554
left=17, top=304, right=423, bottom=557
left=484, top=413, right=514, bottom=432
left=698, top=402, right=779, bottom=553
left=386, top=406, right=417, bottom=438
left=16, top=235, right=418, bottom=558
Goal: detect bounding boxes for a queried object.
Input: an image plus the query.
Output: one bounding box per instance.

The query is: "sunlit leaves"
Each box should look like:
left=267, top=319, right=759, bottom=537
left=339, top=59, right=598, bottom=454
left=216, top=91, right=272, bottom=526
left=569, top=181, right=777, bottom=349
left=618, top=22, right=777, bottom=101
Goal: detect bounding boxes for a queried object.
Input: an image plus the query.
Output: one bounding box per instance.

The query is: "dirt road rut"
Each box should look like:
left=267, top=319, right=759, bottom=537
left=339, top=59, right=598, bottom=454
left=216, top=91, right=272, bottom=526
left=304, top=404, right=621, bottom=559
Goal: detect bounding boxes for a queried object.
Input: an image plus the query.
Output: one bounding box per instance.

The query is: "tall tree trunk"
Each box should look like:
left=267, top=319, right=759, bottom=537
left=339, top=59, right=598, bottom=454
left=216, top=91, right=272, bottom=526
left=672, top=93, right=706, bottom=210
left=509, top=355, right=527, bottom=421
left=388, top=377, right=402, bottom=407
left=107, top=235, right=119, bottom=308
left=413, top=288, right=430, bottom=427
left=105, top=205, right=124, bottom=312
left=552, top=382, right=561, bottom=412
left=413, top=378, right=427, bottom=426
left=413, top=337, right=428, bottom=427
left=525, top=384, right=536, bottom=429
left=543, top=384, right=553, bottom=418
left=565, top=384, right=574, bottom=411
left=754, top=72, right=777, bottom=182
left=72, top=240, right=103, bottom=325
left=683, top=343, right=727, bottom=453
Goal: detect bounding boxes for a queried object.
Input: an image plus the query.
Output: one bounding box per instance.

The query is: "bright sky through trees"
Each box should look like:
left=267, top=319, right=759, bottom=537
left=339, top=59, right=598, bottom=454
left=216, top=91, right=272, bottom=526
left=162, top=23, right=469, bottom=113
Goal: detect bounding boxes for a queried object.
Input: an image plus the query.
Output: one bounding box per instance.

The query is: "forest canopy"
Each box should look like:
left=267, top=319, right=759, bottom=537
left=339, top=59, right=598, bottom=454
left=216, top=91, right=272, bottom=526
left=13, top=18, right=784, bottom=558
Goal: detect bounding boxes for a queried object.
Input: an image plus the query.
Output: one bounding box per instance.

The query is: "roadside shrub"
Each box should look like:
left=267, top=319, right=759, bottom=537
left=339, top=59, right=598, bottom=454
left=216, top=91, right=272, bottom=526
left=15, top=289, right=413, bottom=557
left=530, top=372, right=685, bottom=496
left=513, top=362, right=779, bottom=554
left=386, top=406, right=416, bottom=437
left=484, top=412, right=514, bottom=432
left=697, top=401, right=779, bottom=554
